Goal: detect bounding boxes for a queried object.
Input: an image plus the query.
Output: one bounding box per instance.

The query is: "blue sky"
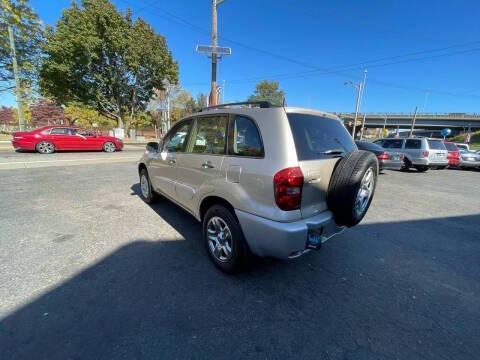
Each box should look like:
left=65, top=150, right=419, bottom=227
left=3, top=0, right=480, bottom=113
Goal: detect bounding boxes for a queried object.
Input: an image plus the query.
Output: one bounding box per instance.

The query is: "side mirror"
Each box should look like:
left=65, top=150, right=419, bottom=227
left=146, top=141, right=159, bottom=152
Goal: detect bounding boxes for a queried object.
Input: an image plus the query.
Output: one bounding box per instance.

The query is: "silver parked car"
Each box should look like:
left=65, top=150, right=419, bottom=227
left=138, top=102, right=378, bottom=272
left=374, top=137, right=448, bottom=172
left=458, top=149, right=480, bottom=169
left=355, top=140, right=404, bottom=171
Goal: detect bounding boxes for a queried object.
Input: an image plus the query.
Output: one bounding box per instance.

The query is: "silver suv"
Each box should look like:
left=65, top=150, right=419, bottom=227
left=374, top=137, right=448, bottom=171
left=138, top=102, right=378, bottom=272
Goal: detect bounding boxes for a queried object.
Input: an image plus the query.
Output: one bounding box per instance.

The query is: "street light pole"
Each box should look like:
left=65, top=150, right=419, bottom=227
left=409, top=106, right=419, bottom=137
left=8, top=25, right=24, bottom=131
left=346, top=70, right=367, bottom=139
left=352, top=82, right=362, bottom=138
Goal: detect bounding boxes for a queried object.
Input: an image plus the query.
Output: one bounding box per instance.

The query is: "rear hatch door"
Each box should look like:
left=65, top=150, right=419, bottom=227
left=287, top=112, right=356, bottom=219
left=427, top=139, right=448, bottom=161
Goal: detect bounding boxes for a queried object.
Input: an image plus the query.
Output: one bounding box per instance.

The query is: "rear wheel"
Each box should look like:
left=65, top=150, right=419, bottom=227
left=203, top=205, right=251, bottom=273
left=401, top=158, right=412, bottom=171
left=103, top=142, right=116, bottom=152
left=36, top=141, right=55, bottom=154
left=414, top=165, right=429, bottom=172
left=327, top=151, right=378, bottom=227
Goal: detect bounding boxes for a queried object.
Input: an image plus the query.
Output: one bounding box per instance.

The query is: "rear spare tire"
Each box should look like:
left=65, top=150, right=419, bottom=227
left=327, top=150, right=378, bottom=227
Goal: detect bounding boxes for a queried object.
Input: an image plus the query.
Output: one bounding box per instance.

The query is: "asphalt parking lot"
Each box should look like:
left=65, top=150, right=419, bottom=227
left=1, top=157, right=479, bottom=359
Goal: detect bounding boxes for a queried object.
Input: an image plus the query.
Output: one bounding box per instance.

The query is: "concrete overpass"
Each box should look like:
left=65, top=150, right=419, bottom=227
left=338, top=113, right=480, bottom=131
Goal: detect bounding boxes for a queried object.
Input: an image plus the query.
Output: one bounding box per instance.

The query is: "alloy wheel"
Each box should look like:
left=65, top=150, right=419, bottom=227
left=207, top=216, right=233, bottom=262
left=354, top=167, right=374, bottom=218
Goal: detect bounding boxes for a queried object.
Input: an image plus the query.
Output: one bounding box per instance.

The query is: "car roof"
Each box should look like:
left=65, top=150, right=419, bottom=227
left=190, top=106, right=340, bottom=121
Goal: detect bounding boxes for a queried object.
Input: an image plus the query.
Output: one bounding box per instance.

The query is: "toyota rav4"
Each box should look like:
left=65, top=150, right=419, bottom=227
left=138, top=102, right=378, bottom=272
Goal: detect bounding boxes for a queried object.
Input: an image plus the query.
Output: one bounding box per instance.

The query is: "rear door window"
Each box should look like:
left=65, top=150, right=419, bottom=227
left=428, top=140, right=446, bottom=150
left=405, top=139, right=422, bottom=149
left=50, top=128, right=73, bottom=135
left=228, top=116, right=264, bottom=157
left=287, top=113, right=355, bottom=160
left=189, top=116, right=228, bottom=155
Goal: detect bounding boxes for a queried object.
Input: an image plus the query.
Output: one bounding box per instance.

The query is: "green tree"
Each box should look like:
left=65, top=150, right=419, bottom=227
left=0, top=0, right=44, bottom=92
left=64, top=104, right=115, bottom=127
left=40, top=0, right=178, bottom=134
left=247, top=80, right=285, bottom=106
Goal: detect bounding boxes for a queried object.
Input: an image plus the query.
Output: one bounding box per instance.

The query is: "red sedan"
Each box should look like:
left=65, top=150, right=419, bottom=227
left=12, top=126, right=124, bottom=154
left=444, top=141, right=460, bottom=167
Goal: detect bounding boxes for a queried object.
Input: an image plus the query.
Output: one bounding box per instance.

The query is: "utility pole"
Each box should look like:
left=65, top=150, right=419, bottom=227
left=359, top=113, right=367, bottom=140
left=352, top=82, right=362, bottom=138
left=8, top=25, right=24, bottom=131
left=346, top=70, right=367, bottom=139
left=409, top=106, right=419, bottom=137
left=209, top=0, right=219, bottom=107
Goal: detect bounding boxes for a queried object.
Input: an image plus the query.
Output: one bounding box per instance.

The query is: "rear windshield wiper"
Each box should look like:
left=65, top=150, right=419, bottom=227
left=318, top=149, right=345, bottom=156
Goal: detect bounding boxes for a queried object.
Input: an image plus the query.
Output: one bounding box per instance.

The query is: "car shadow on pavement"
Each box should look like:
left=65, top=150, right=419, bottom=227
left=1, top=189, right=480, bottom=359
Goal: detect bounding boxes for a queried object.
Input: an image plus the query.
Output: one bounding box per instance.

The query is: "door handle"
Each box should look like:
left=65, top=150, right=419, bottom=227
left=201, top=161, right=215, bottom=169
left=168, top=159, right=176, bottom=165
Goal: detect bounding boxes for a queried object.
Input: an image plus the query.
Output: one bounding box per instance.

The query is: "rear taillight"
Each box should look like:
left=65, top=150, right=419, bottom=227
left=273, top=167, right=304, bottom=211
left=422, top=150, right=429, bottom=157
left=377, top=152, right=389, bottom=161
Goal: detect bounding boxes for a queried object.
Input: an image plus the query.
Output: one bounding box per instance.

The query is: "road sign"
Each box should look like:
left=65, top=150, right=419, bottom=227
left=196, top=45, right=232, bottom=56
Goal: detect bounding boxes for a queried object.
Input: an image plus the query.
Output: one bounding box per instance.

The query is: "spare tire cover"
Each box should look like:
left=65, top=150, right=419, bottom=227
left=327, top=150, right=378, bottom=227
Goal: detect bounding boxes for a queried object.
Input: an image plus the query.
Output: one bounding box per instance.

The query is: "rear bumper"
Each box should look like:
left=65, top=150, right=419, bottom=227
left=11, top=140, right=35, bottom=150
left=235, top=209, right=344, bottom=259
left=379, top=159, right=403, bottom=170
left=413, top=158, right=448, bottom=167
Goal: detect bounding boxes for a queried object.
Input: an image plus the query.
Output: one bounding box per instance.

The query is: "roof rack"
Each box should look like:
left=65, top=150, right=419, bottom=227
left=199, top=101, right=272, bottom=112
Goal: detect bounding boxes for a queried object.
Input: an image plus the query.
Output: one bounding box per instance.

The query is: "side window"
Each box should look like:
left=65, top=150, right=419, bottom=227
left=50, top=128, right=72, bottom=135
left=163, top=120, right=192, bottom=153
left=405, top=139, right=421, bottom=149
left=228, top=116, right=264, bottom=157
left=383, top=139, right=403, bottom=149
left=189, top=116, right=228, bottom=155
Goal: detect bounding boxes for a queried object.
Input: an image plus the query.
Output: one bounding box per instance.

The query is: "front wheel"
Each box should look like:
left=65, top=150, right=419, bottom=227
left=36, top=141, right=55, bottom=154
left=103, top=142, right=116, bottom=152
left=203, top=205, right=251, bottom=273
left=139, top=168, right=158, bottom=204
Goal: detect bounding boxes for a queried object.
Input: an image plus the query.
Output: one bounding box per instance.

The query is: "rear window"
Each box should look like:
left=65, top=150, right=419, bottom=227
left=427, top=140, right=446, bottom=150
left=444, top=142, right=458, bottom=151
left=287, top=113, right=355, bottom=160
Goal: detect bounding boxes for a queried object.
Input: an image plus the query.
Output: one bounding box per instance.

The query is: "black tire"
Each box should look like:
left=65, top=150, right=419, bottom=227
left=139, top=168, right=158, bottom=204
left=36, top=141, right=55, bottom=154
left=327, top=150, right=378, bottom=227
left=414, top=165, right=429, bottom=172
left=401, top=157, right=412, bottom=172
left=203, top=205, right=251, bottom=273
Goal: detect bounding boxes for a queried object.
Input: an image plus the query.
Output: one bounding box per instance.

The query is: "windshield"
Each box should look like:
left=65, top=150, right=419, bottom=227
left=428, top=140, right=446, bottom=150
left=444, top=142, right=458, bottom=151
left=287, top=113, right=355, bottom=160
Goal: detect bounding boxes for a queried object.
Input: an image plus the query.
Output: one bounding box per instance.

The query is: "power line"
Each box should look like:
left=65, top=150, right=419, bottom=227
left=120, top=0, right=480, bottom=99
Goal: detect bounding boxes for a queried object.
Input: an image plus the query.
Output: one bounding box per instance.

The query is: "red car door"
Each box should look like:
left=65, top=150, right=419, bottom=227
left=48, top=128, right=81, bottom=150
left=74, top=129, right=103, bottom=150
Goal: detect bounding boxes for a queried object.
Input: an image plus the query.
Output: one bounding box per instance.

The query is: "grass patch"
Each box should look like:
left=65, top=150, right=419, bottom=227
left=449, top=131, right=480, bottom=150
